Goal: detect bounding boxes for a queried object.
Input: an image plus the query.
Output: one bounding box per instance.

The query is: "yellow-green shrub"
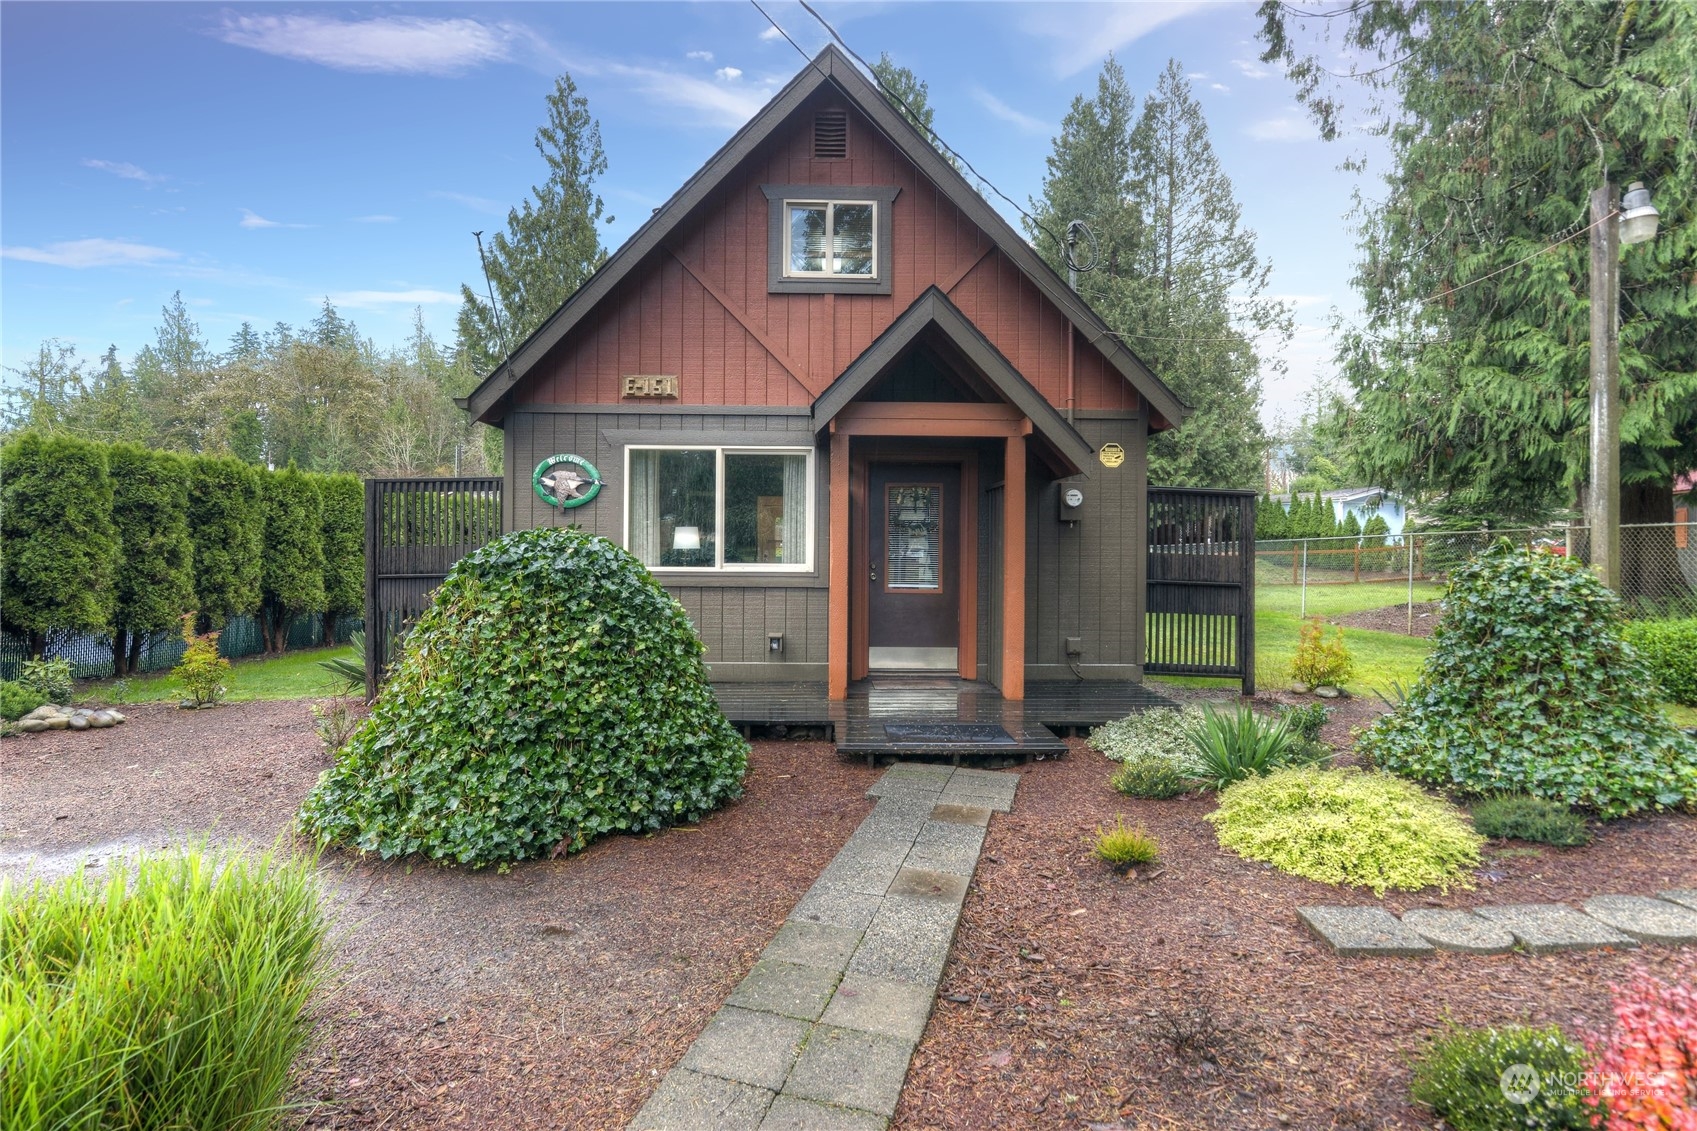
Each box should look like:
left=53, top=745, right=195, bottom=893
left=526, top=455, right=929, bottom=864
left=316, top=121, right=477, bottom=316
left=1205, top=766, right=1483, bottom=895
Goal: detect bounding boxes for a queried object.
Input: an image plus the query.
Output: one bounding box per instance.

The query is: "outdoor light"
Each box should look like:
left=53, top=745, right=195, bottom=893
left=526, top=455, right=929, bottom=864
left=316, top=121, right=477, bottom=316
left=672, top=526, right=701, bottom=551
left=1619, top=182, right=1660, bottom=246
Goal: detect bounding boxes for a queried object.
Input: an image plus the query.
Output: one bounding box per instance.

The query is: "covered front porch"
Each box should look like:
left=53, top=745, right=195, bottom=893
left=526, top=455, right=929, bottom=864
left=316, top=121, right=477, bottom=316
left=712, top=676, right=1176, bottom=763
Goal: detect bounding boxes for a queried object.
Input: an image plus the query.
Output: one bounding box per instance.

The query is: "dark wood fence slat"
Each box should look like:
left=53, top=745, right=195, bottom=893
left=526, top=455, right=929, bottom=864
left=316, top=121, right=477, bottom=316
left=1144, top=488, right=1256, bottom=695
left=364, top=477, right=503, bottom=696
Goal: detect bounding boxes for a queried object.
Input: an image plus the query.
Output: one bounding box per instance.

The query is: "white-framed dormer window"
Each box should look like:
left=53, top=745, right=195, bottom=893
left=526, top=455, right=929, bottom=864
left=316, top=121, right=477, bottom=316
left=785, top=200, right=876, bottom=278
left=761, top=184, right=899, bottom=295
left=624, top=446, right=813, bottom=571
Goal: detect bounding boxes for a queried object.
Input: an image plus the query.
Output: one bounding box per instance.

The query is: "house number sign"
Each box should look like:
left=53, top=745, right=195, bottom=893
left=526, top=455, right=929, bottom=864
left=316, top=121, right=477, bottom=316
left=533, top=454, right=602, bottom=508
left=622, top=374, right=679, bottom=397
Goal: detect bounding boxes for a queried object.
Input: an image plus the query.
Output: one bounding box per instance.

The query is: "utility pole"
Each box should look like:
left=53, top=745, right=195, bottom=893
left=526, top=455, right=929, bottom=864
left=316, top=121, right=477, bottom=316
left=1587, top=183, right=1620, bottom=589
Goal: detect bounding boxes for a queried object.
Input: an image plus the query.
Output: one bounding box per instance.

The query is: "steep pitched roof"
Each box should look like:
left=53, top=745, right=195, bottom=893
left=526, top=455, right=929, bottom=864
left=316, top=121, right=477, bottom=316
left=815, top=286, right=1095, bottom=476
left=464, top=44, right=1187, bottom=429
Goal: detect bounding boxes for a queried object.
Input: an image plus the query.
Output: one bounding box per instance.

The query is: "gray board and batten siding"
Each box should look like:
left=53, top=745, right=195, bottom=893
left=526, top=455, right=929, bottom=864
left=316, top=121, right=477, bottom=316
left=503, top=403, right=1150, bottom=688
left=505, top=405, right=831, bottom=682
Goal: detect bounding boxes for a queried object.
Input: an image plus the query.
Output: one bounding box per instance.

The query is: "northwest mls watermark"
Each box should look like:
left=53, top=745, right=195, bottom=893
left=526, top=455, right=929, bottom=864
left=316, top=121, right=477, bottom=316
left=1500, top=1062, right=1674, bottom=1104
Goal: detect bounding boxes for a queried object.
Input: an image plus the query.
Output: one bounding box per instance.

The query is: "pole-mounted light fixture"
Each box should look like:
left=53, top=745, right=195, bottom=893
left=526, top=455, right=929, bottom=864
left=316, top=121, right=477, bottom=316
left=1619, top=181, right=1661, bottom=246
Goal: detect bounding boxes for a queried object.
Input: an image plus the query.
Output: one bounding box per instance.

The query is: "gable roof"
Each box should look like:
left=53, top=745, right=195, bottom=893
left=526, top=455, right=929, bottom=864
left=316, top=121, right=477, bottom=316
left=464, top=44, right=1188, bottom=429
left=815, top=286, right=1096, bottom=476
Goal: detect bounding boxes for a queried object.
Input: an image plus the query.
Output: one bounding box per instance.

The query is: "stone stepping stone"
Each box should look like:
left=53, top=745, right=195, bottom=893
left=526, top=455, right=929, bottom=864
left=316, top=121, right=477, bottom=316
left=1658, top=890, right=1697, bottom=914
left=727, top=961, right=842, bottom=1023
left=1400, top=909, right=1516, bottom=954
left=784, top=1025, right=913, bottom=1119
left=1473, top=904, right=1636, bottom=955
left=759, top=1095, right=887, bottom=1131
left=1297, top=906, right=1433, bottom=957
left=631, top=1068, right=774, bottom=1131
left=1581, top=895, right=1697, bottom=944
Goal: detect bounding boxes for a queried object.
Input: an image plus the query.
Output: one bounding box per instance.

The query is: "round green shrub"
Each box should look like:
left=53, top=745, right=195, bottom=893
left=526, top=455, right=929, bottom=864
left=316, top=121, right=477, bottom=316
left=1110, top=757, right=1194, bottom=800
left=1090, top=705, right=1204, bottom=765
left=1470, top=795, right=1591, bottom=847
left=0, top=681, right=47, bottom=721
left=1356, top=542, right=1697, bottom=818
left=298, top=527, right=749, bottom=866
left=1622, top=616, right=1697, bottom=706
left=1409, top=1024, right=1591, bottom=1131
left=1205, top=767, right=1484, bottom=895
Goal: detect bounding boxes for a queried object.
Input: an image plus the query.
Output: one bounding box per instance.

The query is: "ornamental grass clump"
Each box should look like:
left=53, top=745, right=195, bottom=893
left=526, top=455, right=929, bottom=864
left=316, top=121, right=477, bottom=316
left=1, top=845, right=327, bottom=1130
left=1205, top=767, right=1484, bottom=895
left=1409, top=1024, right=1592, bottom=1131
left=1183, top=703, right=1306, bottom=790
left=1091, top=815, right=1160, bottom=871
left=1357, top=541, right=1697, bottom=818
left=299, top=527, right=749, bottom=867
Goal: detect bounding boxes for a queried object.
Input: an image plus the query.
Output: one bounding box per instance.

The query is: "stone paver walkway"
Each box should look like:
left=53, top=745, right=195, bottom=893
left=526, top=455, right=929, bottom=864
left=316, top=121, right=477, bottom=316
left=1300, top=889, right=1697, bottom=957
left=631, top=763, right=1017, bottom=1131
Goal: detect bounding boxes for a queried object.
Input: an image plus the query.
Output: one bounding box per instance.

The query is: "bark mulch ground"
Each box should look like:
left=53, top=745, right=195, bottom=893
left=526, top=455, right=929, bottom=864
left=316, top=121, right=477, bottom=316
left=1, top=701, right=878, bottom=1129
left=895, top=724, right=1697, bottom=1130
left=1329, top=600, right=1443, bottom=638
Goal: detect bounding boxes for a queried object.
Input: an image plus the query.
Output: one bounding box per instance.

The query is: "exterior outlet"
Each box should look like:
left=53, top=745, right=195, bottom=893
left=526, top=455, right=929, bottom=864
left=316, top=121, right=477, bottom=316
left=1064, top=637, right=1084, bottom=657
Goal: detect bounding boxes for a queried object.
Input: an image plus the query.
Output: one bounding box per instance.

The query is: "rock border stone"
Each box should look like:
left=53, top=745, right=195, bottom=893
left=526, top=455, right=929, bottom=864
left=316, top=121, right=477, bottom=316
left=1303, top=894, right=1696, bottom=958
left=630, top=764, right=1016, bottom=1131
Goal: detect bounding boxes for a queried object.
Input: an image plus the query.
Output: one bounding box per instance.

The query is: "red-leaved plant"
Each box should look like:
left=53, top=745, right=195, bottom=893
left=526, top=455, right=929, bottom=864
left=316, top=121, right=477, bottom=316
left=1585, top=957, right=1697, bottom=1129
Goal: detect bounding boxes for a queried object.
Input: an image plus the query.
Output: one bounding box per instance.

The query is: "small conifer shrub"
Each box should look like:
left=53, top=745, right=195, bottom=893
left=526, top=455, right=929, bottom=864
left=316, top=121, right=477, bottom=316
left=1470, top=795, right=1591, bottom=847
left=1410, top=1024, right=1592, bottom=1131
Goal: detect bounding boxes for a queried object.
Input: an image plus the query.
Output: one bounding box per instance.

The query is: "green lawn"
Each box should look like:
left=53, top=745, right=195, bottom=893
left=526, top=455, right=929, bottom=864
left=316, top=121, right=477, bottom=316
left=1256, top=579, right=1445, bottom=618
left=86, top=645, right=359, bottom=705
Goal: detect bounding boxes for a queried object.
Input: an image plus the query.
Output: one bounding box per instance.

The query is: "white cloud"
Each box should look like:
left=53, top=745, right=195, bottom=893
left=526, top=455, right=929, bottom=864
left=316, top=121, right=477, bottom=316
left=83, top=158, right=167, bottom=185
left=1210, top=82, right=1231, bottom=93
left=1187, top=71, right=1208, bottom=80
left=430, top=191, right=508, bottom=216
left=353, top=214, right=399, bottom=223
left=687, top=49, right=714, bottom=62
left=1246, top=115, right=1314, bottom=142
left=324, top=288, right=461, bottom=309
left=1023, top=2, right=1212, bottom=76
left=239, top=208, right=309, bottom=229
left=1233, top=58, right=1271, bottom=80
left=969, top=86, right=1048, bottom=135
left=715, top=66, right=743, bottom=81
left=1, top=237, right=180, bottom=268
left=215, top=13, right=530, bottom=75
left=599, top=62, right=772, bottom=127
left=758, top=25, right=786, bottom=42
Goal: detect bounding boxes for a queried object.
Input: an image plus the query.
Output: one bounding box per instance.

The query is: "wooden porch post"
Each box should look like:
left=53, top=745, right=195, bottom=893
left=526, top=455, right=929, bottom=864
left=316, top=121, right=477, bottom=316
left=1001, top=429, right=1028, bottom=700
left=828, top=426, right=850, bottom=700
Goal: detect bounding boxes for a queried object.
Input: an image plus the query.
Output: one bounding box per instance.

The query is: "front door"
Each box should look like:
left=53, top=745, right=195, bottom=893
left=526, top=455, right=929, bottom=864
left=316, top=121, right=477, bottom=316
left=868, top=463, right=960, bottom=669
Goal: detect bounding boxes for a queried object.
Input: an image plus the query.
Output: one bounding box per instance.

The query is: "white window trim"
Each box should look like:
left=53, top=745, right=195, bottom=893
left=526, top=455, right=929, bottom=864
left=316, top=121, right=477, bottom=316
left=623, top=444, right=816, bottom=573
left=782, top=199, right=878, bottom=280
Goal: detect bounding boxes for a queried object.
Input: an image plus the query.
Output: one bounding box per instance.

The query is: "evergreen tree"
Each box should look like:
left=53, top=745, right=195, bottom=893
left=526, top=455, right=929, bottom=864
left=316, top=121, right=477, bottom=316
left=315, top=473, right=365, bottom=645
left=225, top=322, right=264, bottom=364
left=1260, top=1, right=1697, bottom=572
left=870, top=53, right=959, bottom=169
left=1342, top=510, right=1362, bottom=539
left=259, top=465, right=326, bottom=653
left=0, top=433, right=119, bottom=656
left=107, top=444, right=196, bottom=675
left=457, top=74, right=607, bottom=376
left=1031, top=59, right=1285, bottom=488
left=2, top=340, right=86, bottom=433
left=135, top=292, right=213, bottom=450
left=188, top=456, right=264, bottom=628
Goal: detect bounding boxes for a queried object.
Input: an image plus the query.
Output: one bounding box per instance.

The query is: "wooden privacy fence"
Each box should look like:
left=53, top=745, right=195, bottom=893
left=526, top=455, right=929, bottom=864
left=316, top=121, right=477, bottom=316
left=364, top=476, right=503, bottom=697
left=1145, top=487, right=1257, bottom=695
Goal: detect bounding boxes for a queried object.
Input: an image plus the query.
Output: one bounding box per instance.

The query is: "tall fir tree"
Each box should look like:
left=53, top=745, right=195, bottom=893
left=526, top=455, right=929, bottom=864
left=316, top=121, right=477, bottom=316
left=457, top=74, right=607, bottom=377
left=870, top=53, right=959, bottom=170
left=1031, top=59, right=1286, bottom=489
left=0, top=433, right=119, bottom=656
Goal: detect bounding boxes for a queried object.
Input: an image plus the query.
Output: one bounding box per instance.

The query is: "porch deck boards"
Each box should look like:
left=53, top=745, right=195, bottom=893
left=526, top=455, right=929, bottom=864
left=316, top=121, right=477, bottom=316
left=712, top=678, right=1176, bottom=760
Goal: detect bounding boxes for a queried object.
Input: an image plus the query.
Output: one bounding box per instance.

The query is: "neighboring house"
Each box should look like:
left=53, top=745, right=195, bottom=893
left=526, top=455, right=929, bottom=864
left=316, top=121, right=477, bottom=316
left=1274, top=487, right=1412, bottom=537
left=461, top=46, right=1187, bottom=702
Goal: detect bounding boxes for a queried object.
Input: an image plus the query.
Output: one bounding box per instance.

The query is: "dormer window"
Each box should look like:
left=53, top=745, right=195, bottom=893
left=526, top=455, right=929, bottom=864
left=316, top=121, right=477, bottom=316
left=762, top=184, right=899, bottom=294
left=786, top=200, right=875, bottom=277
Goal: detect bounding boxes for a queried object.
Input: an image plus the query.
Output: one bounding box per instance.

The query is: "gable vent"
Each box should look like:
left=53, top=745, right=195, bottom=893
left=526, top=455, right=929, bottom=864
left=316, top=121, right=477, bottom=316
left=813, top=110, right=848, bottom=159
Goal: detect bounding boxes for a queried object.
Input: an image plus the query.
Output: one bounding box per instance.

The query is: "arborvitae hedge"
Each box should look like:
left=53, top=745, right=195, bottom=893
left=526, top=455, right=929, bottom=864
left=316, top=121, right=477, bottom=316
left=314, top=473, right=364, bottom=644
left=188, top=456, right=265, bottom=628
left=260, top=466, right=326, bottom=653
left=0, top=433, right=119, bottom=655
left=108, top=445, right=196, bottom=675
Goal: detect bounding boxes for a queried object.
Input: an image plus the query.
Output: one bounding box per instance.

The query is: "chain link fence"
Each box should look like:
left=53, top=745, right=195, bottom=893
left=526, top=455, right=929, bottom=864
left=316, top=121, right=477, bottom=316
left=0, top=613, right=364, bottom=682
left=1257, top=522, right=1697, bottom=623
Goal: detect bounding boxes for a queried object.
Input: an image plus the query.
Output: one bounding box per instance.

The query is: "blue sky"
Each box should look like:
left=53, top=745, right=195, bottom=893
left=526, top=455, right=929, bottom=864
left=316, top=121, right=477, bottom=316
left=1, top=1, right=1382, bottom=426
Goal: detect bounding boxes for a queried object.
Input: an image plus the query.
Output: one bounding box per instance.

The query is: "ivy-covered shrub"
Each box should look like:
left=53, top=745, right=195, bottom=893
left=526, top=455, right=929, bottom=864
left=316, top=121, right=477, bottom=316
left=1410, top=1024, right=1592, bottom=1131
left=1206, top=767, right=1483, bottom=895
left=1357, top=542, right=1697, bottom=817
left=1622, top=617, right=1697, bottom=707
left=108, top=444, right=196, bottom=677
left=0, top=433, right=119, bottom=653
left=1471, top=795, right=1591, bottom=847
left=187, top=456, right=264, bottom=628
left=298, top=527, right=749, bottom=867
